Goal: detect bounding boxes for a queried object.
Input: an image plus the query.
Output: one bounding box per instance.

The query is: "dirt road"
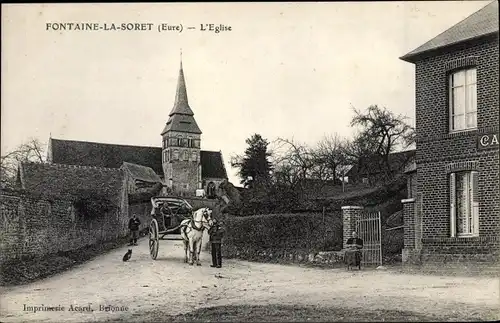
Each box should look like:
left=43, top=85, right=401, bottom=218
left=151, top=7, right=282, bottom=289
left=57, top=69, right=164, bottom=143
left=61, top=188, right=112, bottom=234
left=1, top=236, right=499, bottom=322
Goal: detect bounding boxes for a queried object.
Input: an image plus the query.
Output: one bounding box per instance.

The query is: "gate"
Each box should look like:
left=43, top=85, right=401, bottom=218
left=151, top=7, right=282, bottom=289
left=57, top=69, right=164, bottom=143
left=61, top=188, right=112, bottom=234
left=356, top=211, right=382, bottom=267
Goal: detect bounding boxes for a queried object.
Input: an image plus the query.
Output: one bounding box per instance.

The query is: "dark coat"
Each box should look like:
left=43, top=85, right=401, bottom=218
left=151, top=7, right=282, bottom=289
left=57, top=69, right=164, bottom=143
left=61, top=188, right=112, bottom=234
left=346, top=237, right=363, bottom=249
left=128, top=217, right=141, bottom=231
left=208, top=224, right=225, bottom=243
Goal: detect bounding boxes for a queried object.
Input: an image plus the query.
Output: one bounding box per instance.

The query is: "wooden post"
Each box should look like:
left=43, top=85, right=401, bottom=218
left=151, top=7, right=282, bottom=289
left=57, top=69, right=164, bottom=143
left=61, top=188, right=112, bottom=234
left=322, top=206, right=326, bottom=247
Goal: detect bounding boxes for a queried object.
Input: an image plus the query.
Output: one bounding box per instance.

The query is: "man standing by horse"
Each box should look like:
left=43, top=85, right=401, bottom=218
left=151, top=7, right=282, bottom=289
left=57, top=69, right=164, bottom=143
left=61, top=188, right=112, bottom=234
left=208, top=219, right=225, bottom=268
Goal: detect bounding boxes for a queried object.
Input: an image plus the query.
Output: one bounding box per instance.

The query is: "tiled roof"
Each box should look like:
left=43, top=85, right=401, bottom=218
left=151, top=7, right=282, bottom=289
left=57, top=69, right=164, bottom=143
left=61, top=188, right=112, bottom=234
left=401, top=1, right=499, bottom=62
left=161, top=114, right=202, bottom=135
left=19, top=162, right=125, bottom=200
left=49, top=138, right=163, bottom=175
left=49, top=138, right=227, bottom=180
left=121, top=162, right=162, bottom=183
left=201, top=151, right=228, bottom=179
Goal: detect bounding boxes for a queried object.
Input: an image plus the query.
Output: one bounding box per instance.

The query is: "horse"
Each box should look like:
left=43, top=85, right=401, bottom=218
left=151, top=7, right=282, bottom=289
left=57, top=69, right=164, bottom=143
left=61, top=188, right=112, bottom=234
left=180, top=207, right=214, bottom=266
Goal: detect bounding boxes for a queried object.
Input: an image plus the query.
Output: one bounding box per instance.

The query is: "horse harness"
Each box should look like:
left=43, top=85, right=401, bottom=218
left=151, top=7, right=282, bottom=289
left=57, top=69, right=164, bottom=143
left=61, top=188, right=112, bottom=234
left=182, top=208, right=211, bottom=234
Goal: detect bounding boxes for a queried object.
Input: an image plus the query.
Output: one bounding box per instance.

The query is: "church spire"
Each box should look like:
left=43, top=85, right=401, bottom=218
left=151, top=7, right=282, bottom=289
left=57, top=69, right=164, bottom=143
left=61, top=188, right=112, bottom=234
left=161, top=50, right=202, bottom=136
left=169, top=49, right=194, bottom=117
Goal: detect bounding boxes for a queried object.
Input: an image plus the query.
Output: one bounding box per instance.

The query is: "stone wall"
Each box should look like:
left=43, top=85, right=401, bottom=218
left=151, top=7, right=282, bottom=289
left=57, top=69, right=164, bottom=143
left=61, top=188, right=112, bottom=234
left=128, top=201, right=153, bottom=232
left=0, top=189, right=129, bottom=264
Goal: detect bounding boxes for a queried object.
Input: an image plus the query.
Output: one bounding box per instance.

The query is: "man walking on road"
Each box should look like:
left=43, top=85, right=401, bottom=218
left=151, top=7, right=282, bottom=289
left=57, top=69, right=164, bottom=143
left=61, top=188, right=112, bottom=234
left=128, top=214, right=141, bottom=246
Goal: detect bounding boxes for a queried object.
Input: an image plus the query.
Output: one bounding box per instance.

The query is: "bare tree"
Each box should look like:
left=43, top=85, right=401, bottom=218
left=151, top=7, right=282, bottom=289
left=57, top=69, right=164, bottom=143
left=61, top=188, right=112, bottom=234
left=311, top=133, right=351, bottom=183
left=1, top=138, right=46, bottom=188
left=270, top=137, right=321, bottom=200
left=350, top=105, right=415, bottom=180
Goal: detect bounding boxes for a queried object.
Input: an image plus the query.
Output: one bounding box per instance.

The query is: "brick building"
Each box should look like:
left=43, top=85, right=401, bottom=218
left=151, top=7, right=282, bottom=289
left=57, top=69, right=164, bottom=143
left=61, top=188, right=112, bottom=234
left=46, top=59, right=228, bottom=198
left=400, top=1, right=499, bottom=268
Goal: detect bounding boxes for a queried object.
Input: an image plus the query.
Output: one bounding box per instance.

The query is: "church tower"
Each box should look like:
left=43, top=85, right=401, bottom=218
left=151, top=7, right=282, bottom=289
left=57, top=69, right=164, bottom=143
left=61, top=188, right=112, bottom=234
left=161, top=55, right=202, bottom=196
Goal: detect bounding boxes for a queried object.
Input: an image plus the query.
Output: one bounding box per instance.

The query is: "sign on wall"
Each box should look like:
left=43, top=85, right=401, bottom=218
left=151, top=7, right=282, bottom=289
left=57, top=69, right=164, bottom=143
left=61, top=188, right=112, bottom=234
left=477, top=132, right=499, bottom=150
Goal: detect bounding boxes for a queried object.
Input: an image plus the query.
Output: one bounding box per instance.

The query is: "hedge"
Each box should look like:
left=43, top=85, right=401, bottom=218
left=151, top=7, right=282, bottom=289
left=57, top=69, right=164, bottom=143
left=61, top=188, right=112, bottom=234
left=221, top=212, right=343, bottom=258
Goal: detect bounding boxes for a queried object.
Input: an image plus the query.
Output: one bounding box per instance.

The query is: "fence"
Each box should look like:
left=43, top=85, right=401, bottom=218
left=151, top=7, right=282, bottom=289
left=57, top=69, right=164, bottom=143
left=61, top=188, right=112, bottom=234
left=357, top=211, right=382, bottom=266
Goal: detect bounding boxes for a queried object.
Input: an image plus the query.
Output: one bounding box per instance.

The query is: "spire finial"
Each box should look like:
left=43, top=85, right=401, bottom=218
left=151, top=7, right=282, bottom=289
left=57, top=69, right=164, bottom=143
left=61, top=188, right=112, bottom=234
left=180, top=48, right=183, bottom=68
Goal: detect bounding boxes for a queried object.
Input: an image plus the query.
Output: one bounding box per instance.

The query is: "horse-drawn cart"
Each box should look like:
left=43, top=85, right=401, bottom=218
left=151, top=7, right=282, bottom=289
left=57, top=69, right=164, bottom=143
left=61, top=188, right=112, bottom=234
left=148, top=196, right=194, bottom=260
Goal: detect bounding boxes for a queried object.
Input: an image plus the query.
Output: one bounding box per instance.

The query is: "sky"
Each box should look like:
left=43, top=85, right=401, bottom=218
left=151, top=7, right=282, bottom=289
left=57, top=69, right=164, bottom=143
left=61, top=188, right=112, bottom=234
left=1, top=1, right=492, bottom=185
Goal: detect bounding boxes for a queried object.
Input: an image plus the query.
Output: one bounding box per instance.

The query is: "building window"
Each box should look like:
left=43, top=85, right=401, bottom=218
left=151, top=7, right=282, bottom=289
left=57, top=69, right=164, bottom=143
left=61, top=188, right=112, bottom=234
left=178, top=137, right=188, bottom=147
left=407, top=176, right=413, bottom=199
left=450, top=171, right=479, bottom=237
left=173, top=150, right=179, bottom=161
left=449, top=68, right=477, bottom=132
left=182, top=150, right=188, bottom=161
left=361, top=177, right=369, bottom=185
left=191, top=151, right=197, bottom=162
left=193, top=139, right=200, bottom=148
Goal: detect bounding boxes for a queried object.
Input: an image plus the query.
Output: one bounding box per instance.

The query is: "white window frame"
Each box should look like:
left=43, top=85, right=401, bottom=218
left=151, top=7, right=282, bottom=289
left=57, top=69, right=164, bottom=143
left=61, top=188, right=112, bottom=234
left=449, top=68, right=477, bottom=132
left=449, top=171, right=479, bottom=237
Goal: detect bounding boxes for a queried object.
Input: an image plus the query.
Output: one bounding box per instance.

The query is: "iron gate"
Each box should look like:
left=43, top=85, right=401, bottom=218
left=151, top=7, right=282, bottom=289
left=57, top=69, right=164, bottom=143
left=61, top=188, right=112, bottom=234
left=356, top=211, right=382, bottom=267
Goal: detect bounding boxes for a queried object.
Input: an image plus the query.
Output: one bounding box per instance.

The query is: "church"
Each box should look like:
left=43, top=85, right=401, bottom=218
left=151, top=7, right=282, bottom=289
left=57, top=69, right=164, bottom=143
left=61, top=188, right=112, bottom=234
left=44, top=59, right=228, bottom=199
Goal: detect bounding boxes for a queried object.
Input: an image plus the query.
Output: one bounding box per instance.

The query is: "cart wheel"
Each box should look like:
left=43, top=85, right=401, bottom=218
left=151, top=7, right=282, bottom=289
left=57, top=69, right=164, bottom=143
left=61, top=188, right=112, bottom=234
left=149, top=219, right=159, bottom=260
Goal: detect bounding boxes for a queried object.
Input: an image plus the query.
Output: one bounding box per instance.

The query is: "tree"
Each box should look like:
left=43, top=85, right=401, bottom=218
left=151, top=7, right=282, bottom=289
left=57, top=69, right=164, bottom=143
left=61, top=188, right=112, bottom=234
left=231, top=134, right=273, bottom=187
left=311, top=133, right=351, bottom=183
left=1, top=138, right=46, bottom=188
left=272, top=137, right=316, bottom=189
left=349, top=105, right=415, bottom=180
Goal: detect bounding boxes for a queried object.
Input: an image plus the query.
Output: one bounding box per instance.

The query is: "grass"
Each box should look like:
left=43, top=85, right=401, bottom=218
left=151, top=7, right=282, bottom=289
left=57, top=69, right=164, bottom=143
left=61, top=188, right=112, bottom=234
left=0, top=236, right=129, bottom=287
left=105, top=304, right=496, bottom=322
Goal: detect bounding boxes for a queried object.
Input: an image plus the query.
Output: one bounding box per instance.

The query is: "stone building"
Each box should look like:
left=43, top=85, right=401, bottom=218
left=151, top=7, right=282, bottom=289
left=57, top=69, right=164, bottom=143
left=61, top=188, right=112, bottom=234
left=46, top=59, right=228, bottom=198
left=400, top=1, right=499, bottom=269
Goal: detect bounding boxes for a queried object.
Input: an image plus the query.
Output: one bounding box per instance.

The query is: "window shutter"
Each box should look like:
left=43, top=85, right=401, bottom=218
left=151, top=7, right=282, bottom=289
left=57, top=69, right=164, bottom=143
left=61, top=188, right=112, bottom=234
left=449, top=173, right=456, bottom=237
left=471, top=171, right=479, bottom=236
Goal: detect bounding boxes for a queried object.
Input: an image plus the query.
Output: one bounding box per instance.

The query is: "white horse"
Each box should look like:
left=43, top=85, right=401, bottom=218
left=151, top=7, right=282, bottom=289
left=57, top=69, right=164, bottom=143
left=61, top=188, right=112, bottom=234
left=180, top=207, right=214, bottom=266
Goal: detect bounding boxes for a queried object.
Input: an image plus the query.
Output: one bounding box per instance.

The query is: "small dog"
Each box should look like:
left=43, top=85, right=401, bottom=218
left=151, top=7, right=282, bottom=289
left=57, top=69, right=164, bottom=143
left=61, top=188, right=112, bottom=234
left=122, top=249, right=132, bottom=262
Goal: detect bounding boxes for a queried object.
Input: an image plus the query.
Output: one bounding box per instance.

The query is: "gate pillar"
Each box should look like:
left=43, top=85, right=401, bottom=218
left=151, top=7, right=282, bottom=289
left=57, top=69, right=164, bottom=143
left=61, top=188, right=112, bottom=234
left=341, top=206, right=364, bottom=249
left=401, top=197, right=421, bottom=265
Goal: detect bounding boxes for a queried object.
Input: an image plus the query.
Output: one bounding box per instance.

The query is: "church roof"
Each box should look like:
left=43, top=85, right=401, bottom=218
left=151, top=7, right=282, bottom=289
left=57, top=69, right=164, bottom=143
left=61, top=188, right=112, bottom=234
left=201, top=151, right=228, bottom=179
left=161, top=60, right=202, bottom=135
left=401, top=1, right=499, bottom=62
left=49, top=138, right=164, bottom=175
left=161, top=114, right=202, bottom=135
left=48, top=138, right=228, bottom=180
left=169, top=61, right=195, bottom=117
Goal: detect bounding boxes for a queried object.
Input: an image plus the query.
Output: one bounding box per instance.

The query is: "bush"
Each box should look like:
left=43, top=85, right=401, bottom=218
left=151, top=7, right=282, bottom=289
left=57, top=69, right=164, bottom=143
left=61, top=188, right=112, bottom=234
left=223, top=212, right=343, bottom=257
